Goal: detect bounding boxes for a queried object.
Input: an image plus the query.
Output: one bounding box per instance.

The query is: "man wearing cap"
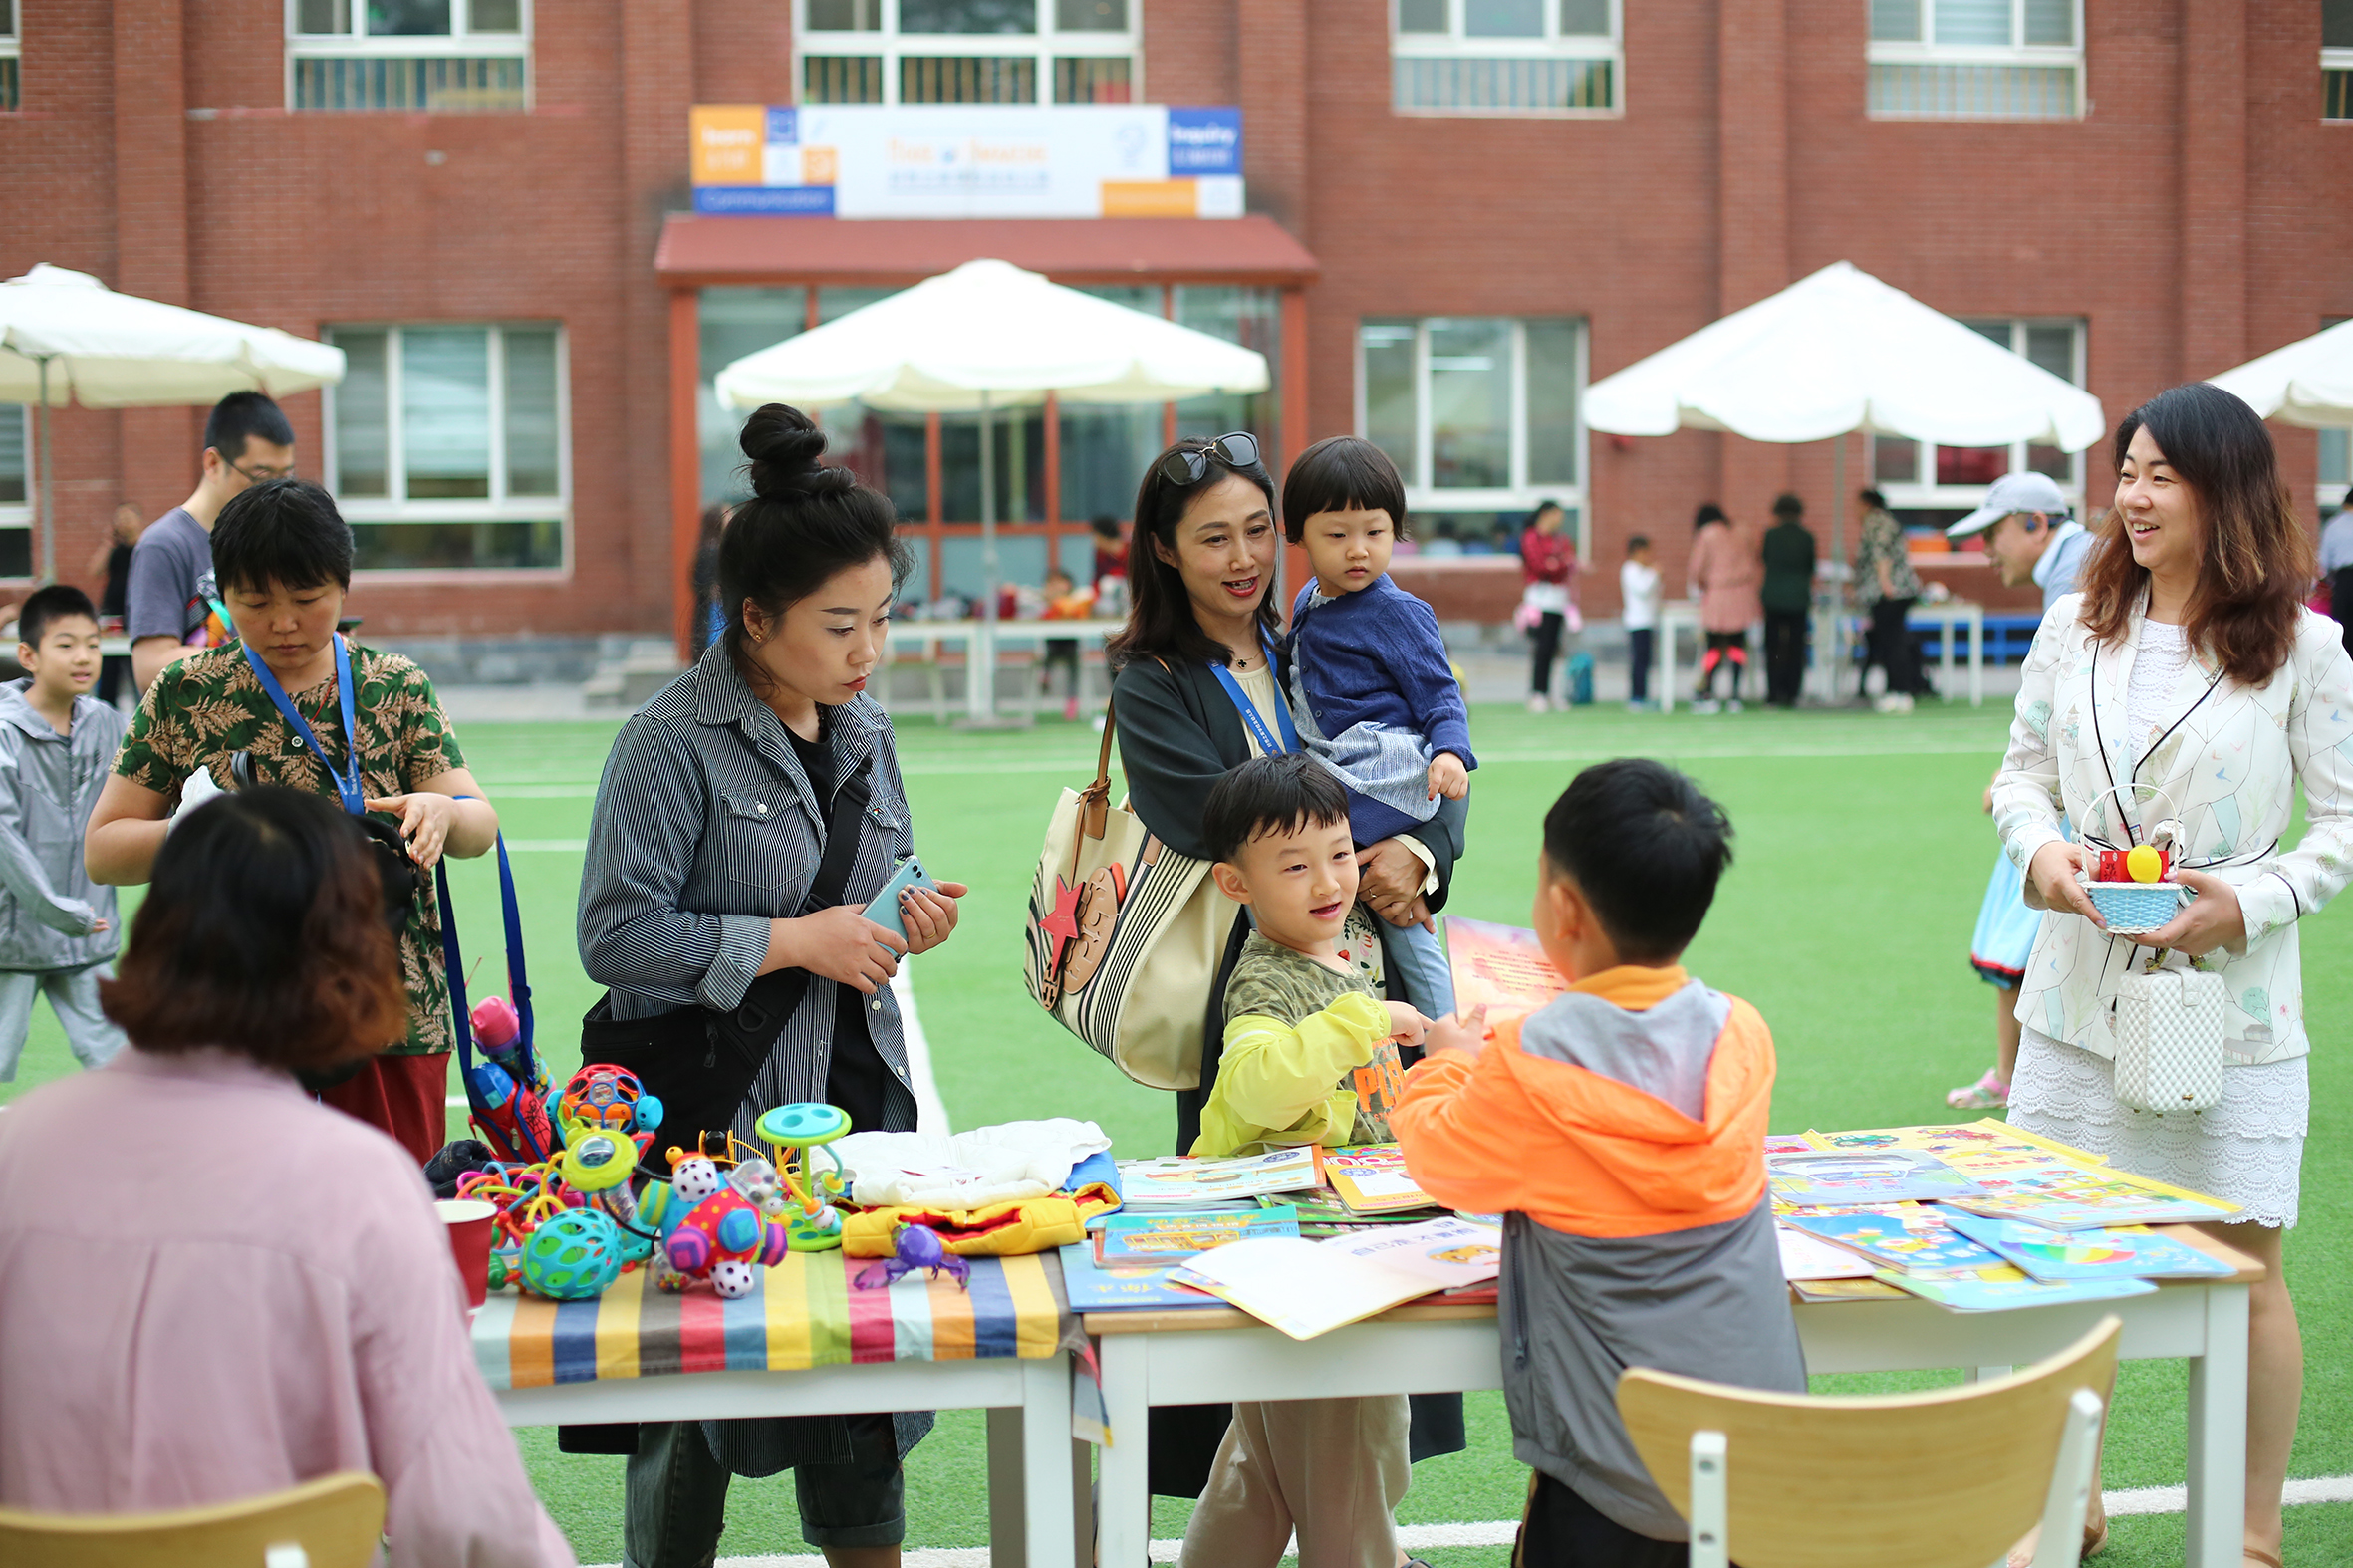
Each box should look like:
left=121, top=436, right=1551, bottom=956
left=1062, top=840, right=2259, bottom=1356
left=1945, top=470, right=2090, bottom=615
left=1945, top=470, right=2088, bottom=1112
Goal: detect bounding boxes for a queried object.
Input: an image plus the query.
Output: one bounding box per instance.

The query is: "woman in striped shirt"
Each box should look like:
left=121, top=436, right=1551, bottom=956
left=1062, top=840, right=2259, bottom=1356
left=578, top=404, right=966, bottom=1568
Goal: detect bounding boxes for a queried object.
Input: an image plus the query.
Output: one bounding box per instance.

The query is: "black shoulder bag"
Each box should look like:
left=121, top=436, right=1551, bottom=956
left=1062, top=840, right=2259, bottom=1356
left=579, top=758, right=874, bottom=1177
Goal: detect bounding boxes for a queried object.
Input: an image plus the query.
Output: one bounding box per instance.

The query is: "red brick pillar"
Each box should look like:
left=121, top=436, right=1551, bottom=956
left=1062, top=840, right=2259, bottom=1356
left=2181, top=0, right=2248, bottom=378
left=1714, top=0, right=1791, bottom=526
left=1237, top=0, right=1308, bottom=235
left=115, top=0, right=195, bottom=557
left=625, top=0, right=696, bottom=639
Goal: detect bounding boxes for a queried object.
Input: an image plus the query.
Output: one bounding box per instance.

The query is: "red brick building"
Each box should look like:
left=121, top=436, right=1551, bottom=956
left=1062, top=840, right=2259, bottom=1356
left=3, top=1, right=2349, bottom=644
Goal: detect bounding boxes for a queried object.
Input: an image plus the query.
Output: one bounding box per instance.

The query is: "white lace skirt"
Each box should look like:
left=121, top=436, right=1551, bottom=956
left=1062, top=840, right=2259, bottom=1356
left=2008, top=1028, right=2307, bottom=1228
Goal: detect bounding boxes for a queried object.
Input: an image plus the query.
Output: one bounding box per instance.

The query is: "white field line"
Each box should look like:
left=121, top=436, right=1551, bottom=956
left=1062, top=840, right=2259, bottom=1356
left=583, top=1477, right=2353, bottom=1567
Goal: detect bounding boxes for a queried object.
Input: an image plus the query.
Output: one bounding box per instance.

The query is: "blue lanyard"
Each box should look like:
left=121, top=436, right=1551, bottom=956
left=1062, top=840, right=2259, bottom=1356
left=1209, top=636, right=1299, bottom=757
left=242, top=636, right=366, bottom=816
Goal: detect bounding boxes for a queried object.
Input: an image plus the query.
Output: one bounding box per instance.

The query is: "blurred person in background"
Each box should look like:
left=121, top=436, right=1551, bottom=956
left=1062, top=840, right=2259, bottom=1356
left=689, top=502, right=733, bottom=663
left=1853, top=487, right=1928, bottom=712
left=1620, top=535, right=1661, bottom=710
left=127, top=392, right=296, bottom=696
left=1759, top=493, right=1816, bottom=708
left=2320, top=485, right=2353, bottom=660
left=1687, top=502, right=1760, bottom=711
left=1519, top=499, right=1578, bottom=712
left=88, top=503, right=146, bottom=707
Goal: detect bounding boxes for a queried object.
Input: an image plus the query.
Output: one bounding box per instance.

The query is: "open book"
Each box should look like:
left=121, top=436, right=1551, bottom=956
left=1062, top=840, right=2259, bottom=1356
left=1170, top=1216, right=1502, bottom=1340
left=1444, top=916, right=1568, bottom=1028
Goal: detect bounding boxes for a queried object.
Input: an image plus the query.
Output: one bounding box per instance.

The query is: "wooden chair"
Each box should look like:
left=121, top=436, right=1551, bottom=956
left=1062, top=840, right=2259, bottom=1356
left=1617, top=1315, right=2119, bottom=1568
left=0, top=1471, right=385, bottom=1568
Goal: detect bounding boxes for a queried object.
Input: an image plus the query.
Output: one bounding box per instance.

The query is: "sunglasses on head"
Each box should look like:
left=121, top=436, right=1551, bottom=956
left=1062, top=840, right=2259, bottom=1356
left=1158, top=432, right=1261, bottom=488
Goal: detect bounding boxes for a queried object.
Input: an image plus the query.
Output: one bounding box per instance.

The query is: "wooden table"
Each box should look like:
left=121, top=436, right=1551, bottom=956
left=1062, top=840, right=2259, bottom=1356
left=884, top=618, right=1126, bottom=723
left=1088, top=1227, right=2257, bottom=1568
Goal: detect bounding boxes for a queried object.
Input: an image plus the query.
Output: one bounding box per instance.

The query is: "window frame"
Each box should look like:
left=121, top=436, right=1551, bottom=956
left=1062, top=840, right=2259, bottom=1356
left=323, top=322, right=573, bottom=583
left=1868, top=317, right=2086, bottom=514
left=1388, top=0, right=1623, bottom=119
left=793, top=0, right=1144, bottom=107
left=0, top=403, right=29, bottom=585
left=284, top=0, right=533, bottom=112
left=2325, top=45, right=2353, bottom=121
left=1353, top=315, right=1591, bottom=559
left=1, top=0, right=20, bottom=114
left=1866, top=0, right=2085, bottom=121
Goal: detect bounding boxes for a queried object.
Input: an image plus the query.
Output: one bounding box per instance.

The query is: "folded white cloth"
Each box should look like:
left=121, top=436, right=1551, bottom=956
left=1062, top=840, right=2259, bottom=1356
left=833, top=1118, right=1114, bottom=1209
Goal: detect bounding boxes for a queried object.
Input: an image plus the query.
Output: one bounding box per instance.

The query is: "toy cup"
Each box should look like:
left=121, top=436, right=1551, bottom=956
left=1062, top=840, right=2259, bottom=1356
left=435, top=1197, right=499, bottom=1308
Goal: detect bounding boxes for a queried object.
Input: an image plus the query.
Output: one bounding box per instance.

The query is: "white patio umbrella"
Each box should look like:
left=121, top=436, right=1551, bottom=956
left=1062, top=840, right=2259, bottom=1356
left=0, top=264, right=347, bottom=582
left=716, top=258, right=1271, bottom=723
left=1586, top=260, right=2107, bottom=557
left=2210, top=317, right=2353, bottom=428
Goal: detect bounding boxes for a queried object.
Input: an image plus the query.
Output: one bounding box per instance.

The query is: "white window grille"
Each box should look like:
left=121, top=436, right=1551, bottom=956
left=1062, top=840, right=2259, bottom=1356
left=1867, top=0, right=2081, bottom=120
left=1869, top=318, right=2085, bottom=513
left=1390, top=0, right=1619, bottom=116
left=1, top=0, right=20, bottom=113
left=0, top=403, right=27, bottom=581
left=1357, top=317, right=1588, bottom=556
left=287, top=0, right=530, bottom=112
left=2325, top=0, right=2353, bottom=118
left=325, top=325, right=569, bottom=575
left=797, top=0, right=1141, bottom=106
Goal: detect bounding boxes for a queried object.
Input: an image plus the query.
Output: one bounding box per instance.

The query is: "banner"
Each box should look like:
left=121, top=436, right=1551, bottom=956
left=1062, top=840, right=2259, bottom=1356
left=689, top=104, right=1244, bottom=220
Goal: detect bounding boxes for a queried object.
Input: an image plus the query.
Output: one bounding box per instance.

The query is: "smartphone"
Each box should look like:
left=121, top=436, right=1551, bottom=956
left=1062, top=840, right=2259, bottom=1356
left=862, top=856, right=938, bottom=947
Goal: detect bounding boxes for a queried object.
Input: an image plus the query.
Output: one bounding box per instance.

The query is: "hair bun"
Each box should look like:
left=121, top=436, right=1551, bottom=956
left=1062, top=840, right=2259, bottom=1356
left=741, top=403, right=853, bottom=502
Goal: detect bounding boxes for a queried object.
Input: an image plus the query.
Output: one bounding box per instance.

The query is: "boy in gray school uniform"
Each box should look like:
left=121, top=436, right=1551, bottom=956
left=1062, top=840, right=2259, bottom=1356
left=0, top=585, right=128, bottom=1078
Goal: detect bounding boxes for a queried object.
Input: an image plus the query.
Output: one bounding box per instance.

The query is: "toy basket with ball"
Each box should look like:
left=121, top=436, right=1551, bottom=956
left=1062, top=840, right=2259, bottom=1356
left=2073, top=781, right=2193, bottom=935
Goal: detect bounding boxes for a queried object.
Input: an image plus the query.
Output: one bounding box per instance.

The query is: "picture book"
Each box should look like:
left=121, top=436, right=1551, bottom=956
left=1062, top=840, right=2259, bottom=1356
left=1170, top=1216, right=1503, bottom=1340
left=1937, top=1211, right=2235, bottom=1282
left=1782, top=1206, right=2007, bottom=1277
left=1766, top=1147, right=1986, bottom=1208
left=1322, top=1144, right=1435, bottom=1215
left=1117, top=1147, right=1321, bottom=1208
left=1443, top=916, right=1568, bottom=1027
left=1057, top=1243, right=1221, bottom=1312
left=1873, top=1269, right=2159, bottom=1313
left=1097, top=1206, right=1300, bottom=1265
left=1776, top=1224, right=1877, bottom=1281
left=1764, top=1134, right=1824, bottom=1156
left=1791, top=1276, right=1909, bottom=1304
left=1939, top=1167, right=2240, bottom=1230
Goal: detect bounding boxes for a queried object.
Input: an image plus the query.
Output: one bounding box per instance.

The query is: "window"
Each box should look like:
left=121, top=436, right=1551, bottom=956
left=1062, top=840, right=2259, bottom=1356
left=324, top=325, right=566, bottom=573
left=0, top=403, right=27, bottom=580
left=1868, top=0, right=2081, bottom=119
left=1, top=0, right=19, bottom=113
left=1869, top=319, right=2083, bottom=524
left=287, top=0, right=530, bottom=112
left=1358, top=317, right=1585, bottom=555
left=798, top=0, right=1139, bottom=106
left=1390, top=0, right=1618, bottom=115
left=2326, top=0, right=2353, bottom=119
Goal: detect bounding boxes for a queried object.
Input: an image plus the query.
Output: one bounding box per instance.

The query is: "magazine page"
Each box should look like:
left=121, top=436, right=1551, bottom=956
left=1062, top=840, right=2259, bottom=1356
left=1443, top=916, right=1568, bottom=1027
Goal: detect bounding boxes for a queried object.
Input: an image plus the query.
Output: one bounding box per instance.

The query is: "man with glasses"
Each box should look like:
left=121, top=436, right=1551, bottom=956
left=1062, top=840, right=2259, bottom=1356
left=128, top=392, right=298, bottom=696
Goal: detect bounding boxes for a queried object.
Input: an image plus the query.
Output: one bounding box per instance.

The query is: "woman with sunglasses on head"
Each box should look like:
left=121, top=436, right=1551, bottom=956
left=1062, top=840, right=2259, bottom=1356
left=1103, top=432, right=1468, bottom=1517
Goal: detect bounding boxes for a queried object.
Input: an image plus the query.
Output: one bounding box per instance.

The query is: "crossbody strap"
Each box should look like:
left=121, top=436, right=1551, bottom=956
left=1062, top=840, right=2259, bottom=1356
left=440, top=827, right=547, bottom=1161
left=802, top=759, right=877, bottom=915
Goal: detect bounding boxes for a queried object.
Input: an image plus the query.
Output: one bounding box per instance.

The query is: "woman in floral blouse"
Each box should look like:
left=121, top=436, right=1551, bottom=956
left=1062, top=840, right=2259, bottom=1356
left=86, top=480, right=498, bottom=1164
left=1852, top=487, right=1927, bottom=711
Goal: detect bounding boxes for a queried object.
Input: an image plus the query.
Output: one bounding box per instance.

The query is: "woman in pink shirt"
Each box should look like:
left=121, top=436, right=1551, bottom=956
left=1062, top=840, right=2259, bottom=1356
left=1685, top=503, right=1763, bottom=711
left=0, top=786, right=572, bottom=1568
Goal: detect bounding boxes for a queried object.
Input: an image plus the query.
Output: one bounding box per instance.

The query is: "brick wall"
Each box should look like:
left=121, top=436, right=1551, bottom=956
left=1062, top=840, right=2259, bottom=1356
left=2, top=0, right=2347, bottom=634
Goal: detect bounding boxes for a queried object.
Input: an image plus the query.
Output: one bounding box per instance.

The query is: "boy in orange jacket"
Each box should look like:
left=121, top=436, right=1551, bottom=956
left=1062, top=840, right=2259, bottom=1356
left=1392, top=758, right=1805, bottom=1567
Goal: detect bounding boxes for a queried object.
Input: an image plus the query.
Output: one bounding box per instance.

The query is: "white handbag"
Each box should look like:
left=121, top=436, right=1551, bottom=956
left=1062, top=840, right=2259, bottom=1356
left=2111, top=956, right=2226, bottom=1115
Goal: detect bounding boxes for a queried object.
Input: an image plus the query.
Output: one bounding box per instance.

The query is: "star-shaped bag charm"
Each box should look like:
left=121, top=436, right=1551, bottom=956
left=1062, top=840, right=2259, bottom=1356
left=1039, top=875, right=1084, bottom=972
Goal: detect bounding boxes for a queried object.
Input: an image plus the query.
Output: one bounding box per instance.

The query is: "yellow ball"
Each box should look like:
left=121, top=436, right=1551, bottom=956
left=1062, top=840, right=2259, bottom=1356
left=2125, top=844, right=2164, bottom=884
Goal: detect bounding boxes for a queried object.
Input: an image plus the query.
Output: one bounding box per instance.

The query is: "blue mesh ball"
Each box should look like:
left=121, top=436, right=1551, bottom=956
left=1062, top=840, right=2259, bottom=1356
left=519, top=1209, right=626, bottom=1300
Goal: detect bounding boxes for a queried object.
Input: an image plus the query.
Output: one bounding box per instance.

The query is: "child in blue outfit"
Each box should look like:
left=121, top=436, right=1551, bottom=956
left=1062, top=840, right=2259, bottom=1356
left=1279, top=436, right=1473, bottom=1016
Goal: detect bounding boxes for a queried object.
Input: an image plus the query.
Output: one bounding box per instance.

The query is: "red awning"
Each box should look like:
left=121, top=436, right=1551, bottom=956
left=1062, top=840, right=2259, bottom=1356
left=654, top=214, right=1319, bottom=288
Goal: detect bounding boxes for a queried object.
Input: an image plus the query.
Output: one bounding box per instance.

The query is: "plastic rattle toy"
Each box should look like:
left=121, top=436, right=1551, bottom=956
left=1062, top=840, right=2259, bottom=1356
left=754, top=1103, right=854, bottom=1253
left=855, top=1221, right=971, bottom=1292
left=555, top=1063, right=664, bottom=1150
left=636, top=1156, right=790, bottom=1297
left=518, top=1208, right=627, bottom=1300
left=558, top=1127, right=655, bottom=1263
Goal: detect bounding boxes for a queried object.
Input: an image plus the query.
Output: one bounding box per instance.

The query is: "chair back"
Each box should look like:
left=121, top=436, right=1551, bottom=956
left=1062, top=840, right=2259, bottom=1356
left=1617, top=1315, right=2121, bottom=1568
left=0, top=1471, right=385, bottom=1568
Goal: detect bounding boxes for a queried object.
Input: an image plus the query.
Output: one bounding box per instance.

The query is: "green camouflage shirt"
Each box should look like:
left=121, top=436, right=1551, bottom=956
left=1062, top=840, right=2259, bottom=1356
left=115, top=642, right=466, bottom=1055
left=1222, top=914, right=1401, bottom=1143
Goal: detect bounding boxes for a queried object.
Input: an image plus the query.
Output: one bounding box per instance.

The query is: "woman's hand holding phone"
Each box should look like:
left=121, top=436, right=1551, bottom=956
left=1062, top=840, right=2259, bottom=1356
left=898, top=882, right=968, bottom=956
left=766, top=905, right=906, bottom=995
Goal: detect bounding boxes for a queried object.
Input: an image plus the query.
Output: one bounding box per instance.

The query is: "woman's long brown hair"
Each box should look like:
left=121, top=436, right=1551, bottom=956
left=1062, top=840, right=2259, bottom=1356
left=2077, top=382, right=2313, bottom=687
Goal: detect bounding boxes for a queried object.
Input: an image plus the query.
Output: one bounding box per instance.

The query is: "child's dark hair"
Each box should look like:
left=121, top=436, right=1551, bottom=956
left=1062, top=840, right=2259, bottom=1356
left=16, top=583, right=98, bottom=648
left=1626, top=534, right=1651, bottom=555
left=1771, top=492, right=1804, bottom=518
left=1543, top=759, right=1733, bottom=962
left=1201, top=753, right=1352, bottom=866
left=212, top=479, right=354, bottom=592
left=719, top=404, right=912, bottom=673
left=203, top=391, right=295, bottom=465
left=1281, top=436, right=1409, bottom=544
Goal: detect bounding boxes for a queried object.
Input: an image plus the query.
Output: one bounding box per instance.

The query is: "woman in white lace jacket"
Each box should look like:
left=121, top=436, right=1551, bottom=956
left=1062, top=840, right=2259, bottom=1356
left=1992, top=384, right=2353, bottom=1568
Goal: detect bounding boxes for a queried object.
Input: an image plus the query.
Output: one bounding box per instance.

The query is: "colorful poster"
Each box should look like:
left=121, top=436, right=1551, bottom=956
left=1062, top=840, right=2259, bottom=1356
left=1443, top=916, right=1568, bottom=1028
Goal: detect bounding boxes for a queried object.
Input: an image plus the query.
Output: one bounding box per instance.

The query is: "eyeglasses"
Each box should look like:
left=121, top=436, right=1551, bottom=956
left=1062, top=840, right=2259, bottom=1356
left=1158, top=432, right=1260, bottom=488
left=227, top=457, right=297, bottom=483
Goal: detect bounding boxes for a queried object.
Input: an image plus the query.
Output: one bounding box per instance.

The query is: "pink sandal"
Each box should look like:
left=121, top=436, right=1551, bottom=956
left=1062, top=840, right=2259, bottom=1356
left=1946, top=1069, right=2010, bottom=1111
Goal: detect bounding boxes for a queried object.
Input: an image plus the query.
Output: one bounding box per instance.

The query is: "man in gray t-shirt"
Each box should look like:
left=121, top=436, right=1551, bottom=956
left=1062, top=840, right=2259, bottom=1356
left=127, top=392, right=296, bottom=696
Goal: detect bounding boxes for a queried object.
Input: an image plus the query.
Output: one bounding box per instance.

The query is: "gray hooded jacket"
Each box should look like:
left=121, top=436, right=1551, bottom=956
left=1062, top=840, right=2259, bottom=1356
left=0, top=681, right=126, bottom=970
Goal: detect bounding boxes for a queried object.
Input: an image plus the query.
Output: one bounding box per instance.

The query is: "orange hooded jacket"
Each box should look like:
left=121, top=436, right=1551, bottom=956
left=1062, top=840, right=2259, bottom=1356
left=1391, top=965, right=1775, bottom=1239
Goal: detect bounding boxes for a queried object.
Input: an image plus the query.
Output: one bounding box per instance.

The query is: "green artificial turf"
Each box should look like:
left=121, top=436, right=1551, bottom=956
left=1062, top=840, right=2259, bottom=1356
left=7, top=697, right=2347, bottom=1565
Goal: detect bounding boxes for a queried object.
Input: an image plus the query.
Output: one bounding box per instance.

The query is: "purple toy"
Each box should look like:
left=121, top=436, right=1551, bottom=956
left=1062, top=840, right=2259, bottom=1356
left=854, top=1221, right=972, bottom=1291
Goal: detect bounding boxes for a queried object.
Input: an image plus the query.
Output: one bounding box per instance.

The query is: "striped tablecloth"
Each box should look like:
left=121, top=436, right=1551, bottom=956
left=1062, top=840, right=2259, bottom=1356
left=473, top=1249, right=1076, bottom=1392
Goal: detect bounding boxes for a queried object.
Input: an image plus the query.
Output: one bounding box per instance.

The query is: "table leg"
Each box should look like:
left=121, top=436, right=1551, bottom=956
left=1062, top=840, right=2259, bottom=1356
left=1098, top=1336, right=1154, bottom=1568
left=988, top=1404, right=1029, bottom=1568
left=1941, top=611, right=1956, bottom=698
left=1021, top=1356, right=1079, bottom=1568
left=1970, top=612, right=1983, bottom=707
left=2185, top=1283, right=2250, bottom=1568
